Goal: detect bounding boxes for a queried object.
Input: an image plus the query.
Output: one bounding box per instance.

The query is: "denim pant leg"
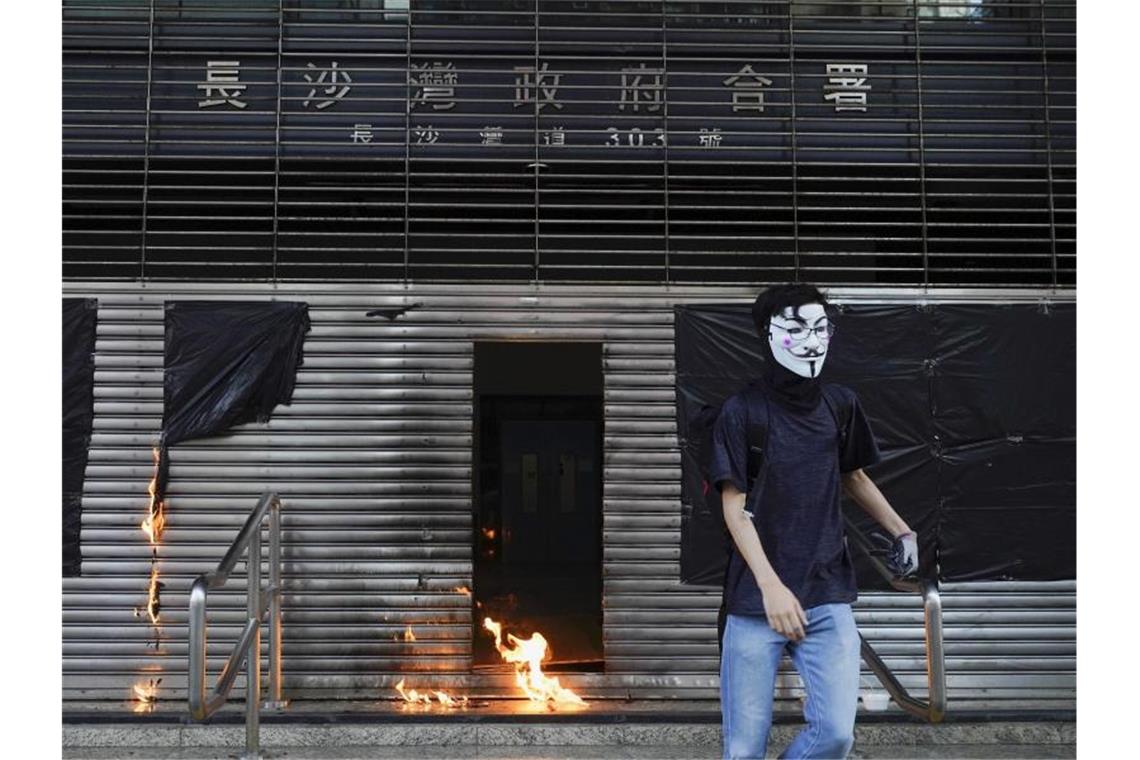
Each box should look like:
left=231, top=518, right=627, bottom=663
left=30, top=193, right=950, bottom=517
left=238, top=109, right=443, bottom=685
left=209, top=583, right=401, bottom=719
left=779, top=603, right=862, bottom=760
left=720, top=612, right=789, bottom=760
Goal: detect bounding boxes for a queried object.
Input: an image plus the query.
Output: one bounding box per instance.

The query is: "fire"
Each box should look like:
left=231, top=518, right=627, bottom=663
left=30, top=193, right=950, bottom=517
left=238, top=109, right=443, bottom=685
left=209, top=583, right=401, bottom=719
left=132, top=678, right=161, bottom=713
left=133, top=564, right=163, bottom=624
left=482, top=617, right=587, bottom=708
left=454, top=586, right=471, bottom=596
left=140, top=447, right=165, bottom=544
left=146, top=564, right=161, bottom=624
left=403, top=625, right=416, bottom=642
left=481, top=527, right=496, bottom=540
left=432, top=690, right=468, bottom=708
left=394, top=678, right=467, bottom=708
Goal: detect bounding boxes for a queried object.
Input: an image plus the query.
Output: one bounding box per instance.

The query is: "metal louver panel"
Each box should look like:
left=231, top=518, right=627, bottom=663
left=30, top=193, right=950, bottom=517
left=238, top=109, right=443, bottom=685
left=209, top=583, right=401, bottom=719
left=63, top=281, right=1074, bottom=709
left=63, top=1, right=1075, bottom=286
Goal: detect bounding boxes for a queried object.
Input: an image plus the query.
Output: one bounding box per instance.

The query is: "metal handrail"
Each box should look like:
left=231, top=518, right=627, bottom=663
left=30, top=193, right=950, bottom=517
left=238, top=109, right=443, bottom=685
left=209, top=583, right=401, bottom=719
left=844, top=515, right=947, bottom=723
left=188, top=491, right=284, bottom=760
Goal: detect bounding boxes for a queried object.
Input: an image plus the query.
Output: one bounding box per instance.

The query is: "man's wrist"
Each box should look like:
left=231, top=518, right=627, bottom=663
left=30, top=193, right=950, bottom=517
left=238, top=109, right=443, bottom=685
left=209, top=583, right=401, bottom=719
left=755, top=574, right=784, bottom=591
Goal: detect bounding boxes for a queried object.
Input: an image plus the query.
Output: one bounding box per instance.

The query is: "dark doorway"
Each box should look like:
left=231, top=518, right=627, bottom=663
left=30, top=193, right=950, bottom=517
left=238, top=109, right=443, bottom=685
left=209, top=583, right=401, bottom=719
left=473, top=342, right=604, bottom=671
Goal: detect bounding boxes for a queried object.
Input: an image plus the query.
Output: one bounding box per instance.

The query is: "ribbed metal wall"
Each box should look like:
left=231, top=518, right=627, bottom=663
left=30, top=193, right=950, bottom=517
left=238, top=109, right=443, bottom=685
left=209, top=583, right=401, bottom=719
left=62, top=282, right=1075, bottom=708
left=63, top=0, right=1076, bottom=286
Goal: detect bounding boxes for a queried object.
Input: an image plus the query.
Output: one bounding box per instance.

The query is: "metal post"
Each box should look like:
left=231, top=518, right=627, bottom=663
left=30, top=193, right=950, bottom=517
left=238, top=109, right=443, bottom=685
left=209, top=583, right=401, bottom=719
left=922, top=580, right=947, bottom=722
left=267, top=496, right=283, bottom=707
left=245, top=525, right=261, bottom=759
left=187, top=579, right=208, bottom=718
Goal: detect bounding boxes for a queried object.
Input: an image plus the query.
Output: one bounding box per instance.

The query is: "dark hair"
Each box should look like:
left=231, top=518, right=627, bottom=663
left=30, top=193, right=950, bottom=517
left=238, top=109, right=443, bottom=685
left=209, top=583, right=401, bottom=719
left=751, top=283, right=831, bottom=338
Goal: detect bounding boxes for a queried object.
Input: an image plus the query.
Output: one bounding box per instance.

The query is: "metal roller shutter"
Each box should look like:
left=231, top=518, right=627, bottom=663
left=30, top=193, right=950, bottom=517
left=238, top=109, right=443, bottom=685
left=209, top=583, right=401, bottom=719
left=63, top=282, right=1074, bottom=710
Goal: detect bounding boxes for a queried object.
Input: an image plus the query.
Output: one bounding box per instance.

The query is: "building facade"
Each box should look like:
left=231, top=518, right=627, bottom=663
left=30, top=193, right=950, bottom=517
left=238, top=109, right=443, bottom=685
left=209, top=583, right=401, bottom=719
left=63, top=1, right=1076, bottom=708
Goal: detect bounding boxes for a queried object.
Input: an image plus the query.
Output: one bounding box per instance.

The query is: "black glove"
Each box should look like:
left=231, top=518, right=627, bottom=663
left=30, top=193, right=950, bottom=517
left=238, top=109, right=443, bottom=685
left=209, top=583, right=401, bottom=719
left=886, top=531, right=919, bottom=577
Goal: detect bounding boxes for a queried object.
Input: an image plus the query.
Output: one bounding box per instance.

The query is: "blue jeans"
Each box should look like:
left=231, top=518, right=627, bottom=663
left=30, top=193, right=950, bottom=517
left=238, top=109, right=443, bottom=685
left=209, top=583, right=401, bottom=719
left=720, top=603, right=861, bottom=760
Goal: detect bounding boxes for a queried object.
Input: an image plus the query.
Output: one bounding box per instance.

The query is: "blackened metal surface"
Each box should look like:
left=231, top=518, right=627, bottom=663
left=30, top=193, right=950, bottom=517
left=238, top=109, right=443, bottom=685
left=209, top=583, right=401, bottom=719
left=63, top=298, right=98, bottom=577
left=676, top=301, right=1075, bottom=586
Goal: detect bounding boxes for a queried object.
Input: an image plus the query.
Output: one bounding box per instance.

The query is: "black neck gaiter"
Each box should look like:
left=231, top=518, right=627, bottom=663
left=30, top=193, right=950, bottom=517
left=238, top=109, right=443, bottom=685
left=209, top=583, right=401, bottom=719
left=760, top=346, right=822, bottom=414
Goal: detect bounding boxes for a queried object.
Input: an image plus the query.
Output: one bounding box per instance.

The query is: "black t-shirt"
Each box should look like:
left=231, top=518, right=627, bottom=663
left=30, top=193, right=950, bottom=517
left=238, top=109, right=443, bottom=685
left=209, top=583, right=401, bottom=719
left=708, top=382, right=881, bottom=615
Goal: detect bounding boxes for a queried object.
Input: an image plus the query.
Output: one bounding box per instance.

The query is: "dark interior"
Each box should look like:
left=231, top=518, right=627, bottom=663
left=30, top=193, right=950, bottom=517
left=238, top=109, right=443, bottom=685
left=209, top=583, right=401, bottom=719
left=473, top=342, right=604, bottom=671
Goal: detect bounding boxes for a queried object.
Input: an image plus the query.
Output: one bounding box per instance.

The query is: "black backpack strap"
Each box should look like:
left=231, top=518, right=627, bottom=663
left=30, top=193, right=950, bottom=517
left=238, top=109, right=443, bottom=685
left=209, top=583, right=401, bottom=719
left=743, top=387, right=771, bottom=503
left=717, top=385, right=770, bottom=659
left=821, top=384, right=853, bottom=452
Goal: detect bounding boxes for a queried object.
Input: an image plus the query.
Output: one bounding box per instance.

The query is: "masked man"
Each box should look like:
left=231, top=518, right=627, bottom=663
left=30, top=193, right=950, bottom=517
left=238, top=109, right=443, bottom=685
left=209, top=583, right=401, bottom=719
left=710, top=284, right=918, bottom=760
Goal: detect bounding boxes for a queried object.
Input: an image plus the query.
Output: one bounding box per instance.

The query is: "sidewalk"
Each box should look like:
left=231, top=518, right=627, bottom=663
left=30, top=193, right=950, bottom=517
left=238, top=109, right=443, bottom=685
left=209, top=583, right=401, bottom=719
left=62, top=700, right=1075, bottom=760
left=61, top=743, right=1077, bottom=759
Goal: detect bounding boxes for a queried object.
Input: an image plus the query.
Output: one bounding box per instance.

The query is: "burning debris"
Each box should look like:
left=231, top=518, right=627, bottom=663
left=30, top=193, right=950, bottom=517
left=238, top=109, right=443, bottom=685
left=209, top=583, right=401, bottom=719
left=394, top=678, right=468, bottom=709
left=140, top=447, right=166, bottom=545
left=389, top=590, right=584, bottom=710
left=133, top=563, right=164, bottom=626
left=483, top=617, right=587, bottom=708
left=392, top=624, right=418, bottom=644
left=138, top=445, right=166, bottom=654
left=132, top=678, right=161, bottom=713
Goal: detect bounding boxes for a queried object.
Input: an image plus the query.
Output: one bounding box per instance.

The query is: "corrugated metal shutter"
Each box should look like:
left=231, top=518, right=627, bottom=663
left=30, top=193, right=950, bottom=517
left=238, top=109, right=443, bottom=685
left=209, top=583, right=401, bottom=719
left=63, top=282, right=1074, bottom=709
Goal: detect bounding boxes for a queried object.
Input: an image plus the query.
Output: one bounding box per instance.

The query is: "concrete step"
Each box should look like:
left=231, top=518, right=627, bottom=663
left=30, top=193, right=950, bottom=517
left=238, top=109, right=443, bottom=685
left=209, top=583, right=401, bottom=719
left=63, top=701, right=1075, bottom=759
left=63, top=719, right=1075, bottom=759
left=62, top=745, right=1077, bottom=760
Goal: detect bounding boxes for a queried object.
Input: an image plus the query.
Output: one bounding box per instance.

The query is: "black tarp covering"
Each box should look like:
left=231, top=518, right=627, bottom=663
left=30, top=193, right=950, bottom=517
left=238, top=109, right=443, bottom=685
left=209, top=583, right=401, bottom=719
left=676, top=302, right=1075, bottom=587
left=157, top=301, right=311, bottom=496
left=63, top=298, right=97, bottom=577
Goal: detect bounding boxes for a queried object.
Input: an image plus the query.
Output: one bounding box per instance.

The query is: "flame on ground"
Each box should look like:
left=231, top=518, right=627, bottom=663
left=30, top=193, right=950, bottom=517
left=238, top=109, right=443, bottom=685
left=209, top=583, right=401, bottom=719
left=482, top=617, right=587, bottom=708
left=132, top=678, right=161, bottom=713
left=403, top=625, right=416, bottom=642
left=432, top=690, right=468, bottom=708
left=394, top=678, right=468, bottom=708
left=140, top=447, right=166, bottom=544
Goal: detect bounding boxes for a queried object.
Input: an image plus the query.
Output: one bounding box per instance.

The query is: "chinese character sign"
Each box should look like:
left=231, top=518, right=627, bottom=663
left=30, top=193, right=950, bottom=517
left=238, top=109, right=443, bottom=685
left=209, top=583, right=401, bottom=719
left=410, top=62, right=458, bottom=111
left=350, top=124, right=373, bottom=144
left=303, top=61, right=352, bottom=110
left=723, top=65, right=773, bottom=113
left=619, top=63, right=664, bottom=113
left=514, top=63, right=563, bottom=112
left=823, top=63, right=870, bottom=112
left=187, top=56, right=887, bottom=149
left=198, top=60, right=247, bottom=109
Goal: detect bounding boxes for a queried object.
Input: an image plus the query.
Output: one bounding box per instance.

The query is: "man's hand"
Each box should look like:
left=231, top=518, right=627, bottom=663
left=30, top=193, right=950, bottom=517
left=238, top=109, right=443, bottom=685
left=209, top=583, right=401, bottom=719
left=759, top=579, right=808, bottom=641
left=887, top=531, right=919, bottom=577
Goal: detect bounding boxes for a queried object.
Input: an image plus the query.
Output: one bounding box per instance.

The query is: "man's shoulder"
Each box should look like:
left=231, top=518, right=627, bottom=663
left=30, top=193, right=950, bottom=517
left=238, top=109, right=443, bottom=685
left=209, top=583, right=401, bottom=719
left=722, top=381, right=767, bottom=410
left=716, top=382, right=764, bottom=424
left=821, top=382, right=859, bottom=405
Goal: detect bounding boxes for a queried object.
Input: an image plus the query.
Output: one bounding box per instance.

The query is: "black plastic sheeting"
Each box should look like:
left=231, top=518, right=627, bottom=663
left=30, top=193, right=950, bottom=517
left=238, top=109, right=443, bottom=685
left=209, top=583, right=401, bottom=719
left=63, top=298, right=98, bottom=577
left=157, top=301, right=311, bottom=497
left=676, top=302, right=1075, bottom=587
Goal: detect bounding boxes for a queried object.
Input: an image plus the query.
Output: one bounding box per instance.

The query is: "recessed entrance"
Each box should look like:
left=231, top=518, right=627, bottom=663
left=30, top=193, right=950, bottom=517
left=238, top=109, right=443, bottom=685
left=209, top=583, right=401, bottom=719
left=473, top=342, right=604, bottom=671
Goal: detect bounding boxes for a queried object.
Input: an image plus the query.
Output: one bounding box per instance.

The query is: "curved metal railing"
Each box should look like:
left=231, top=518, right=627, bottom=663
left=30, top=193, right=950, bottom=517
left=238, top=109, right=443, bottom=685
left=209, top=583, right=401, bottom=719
left=844, top=515, right=947, bottom=723
left=188, top=491, right=284, bottom=758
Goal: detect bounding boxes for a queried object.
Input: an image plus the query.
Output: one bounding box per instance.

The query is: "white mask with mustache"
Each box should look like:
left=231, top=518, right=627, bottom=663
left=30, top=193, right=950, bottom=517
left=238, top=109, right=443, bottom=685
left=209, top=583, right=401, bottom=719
left=767, top=303, right=830, bottom=379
